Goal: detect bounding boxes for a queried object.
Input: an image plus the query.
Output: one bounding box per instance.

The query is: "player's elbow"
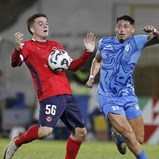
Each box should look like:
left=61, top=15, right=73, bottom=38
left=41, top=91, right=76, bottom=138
left=11, top=62, right=17, bottom=67
left=68, top=63, right=78, bottom=72
left=11, top=59, right=22, bottom=67
left=11, top=62, right=20, bottom=67
left=68, top=67, right=78, bottom=72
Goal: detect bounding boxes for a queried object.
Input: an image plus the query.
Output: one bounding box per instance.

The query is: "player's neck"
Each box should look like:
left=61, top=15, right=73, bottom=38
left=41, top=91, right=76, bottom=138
left=32, top=36, right=47, bottom=43
left=32, top=38, right=48, bottom=43
left=119, top=39, right=124, bottom=43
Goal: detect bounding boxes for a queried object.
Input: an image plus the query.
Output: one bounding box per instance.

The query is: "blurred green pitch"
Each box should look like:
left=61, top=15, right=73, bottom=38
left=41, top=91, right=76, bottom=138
left=0, top=138, right=158, bottom=159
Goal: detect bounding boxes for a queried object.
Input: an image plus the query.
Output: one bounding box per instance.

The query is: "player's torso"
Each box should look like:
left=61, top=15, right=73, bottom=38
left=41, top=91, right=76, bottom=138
left=22, top=40, right=72, bottom=101
left=98, top=36, right=145, bottom=96
left=23, top=40, right=60, bottom=69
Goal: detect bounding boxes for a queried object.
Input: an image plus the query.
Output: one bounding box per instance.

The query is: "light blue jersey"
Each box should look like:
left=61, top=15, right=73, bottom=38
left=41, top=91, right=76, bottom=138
left=97, top=35, right=148, bottom=120
left=97, top=35, right=148, bottom=97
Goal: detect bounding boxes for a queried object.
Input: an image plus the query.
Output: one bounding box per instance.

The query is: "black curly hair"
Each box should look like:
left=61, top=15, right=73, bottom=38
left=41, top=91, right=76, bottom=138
left=116, top=15, right=135, bottom=25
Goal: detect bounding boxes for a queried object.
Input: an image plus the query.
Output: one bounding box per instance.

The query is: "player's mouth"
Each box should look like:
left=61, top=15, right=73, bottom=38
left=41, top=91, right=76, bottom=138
left=119, top=33, right=125, bottom=38
left=43, top=29, right=48, bottom=33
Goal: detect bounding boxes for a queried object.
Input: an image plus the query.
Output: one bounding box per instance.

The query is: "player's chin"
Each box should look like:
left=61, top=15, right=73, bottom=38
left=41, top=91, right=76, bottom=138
left=42, top=34, right=48, bottom=39
left=119, top=38, right=124, bottom=43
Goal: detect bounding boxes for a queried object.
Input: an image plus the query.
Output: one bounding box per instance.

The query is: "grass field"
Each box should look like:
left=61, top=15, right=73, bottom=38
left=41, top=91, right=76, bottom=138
left=0, top=138, right=158, bottom=159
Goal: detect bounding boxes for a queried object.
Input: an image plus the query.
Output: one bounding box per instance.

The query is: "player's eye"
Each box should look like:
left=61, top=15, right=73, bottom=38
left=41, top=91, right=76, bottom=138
left=117, top=25, right=122, bottom=29
left=123, top=25, right=129, bottom=29
left=37, top=21, right=44, bottom=27
left=45, top=22, right=48, bottom=26
left=39, top=23, right=43, bottom=26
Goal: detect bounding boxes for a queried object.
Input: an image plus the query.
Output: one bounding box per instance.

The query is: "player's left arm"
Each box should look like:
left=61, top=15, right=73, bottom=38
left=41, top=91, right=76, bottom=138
left=143, top=25, right=159, bottom=46
left=69, top=32, right=96, bottom=72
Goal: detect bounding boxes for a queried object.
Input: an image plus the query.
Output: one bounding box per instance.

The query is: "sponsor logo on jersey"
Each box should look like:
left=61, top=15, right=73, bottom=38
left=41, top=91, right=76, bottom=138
left=103, top=44, right=113, bottom=51
left=125, top=44, right=130, bottom=52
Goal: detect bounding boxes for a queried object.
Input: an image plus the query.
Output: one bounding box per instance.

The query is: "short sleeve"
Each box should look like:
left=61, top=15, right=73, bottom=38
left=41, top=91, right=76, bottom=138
left=134, top=35, right=148, bottom=50
left=97, top=38, right=104, bottom=55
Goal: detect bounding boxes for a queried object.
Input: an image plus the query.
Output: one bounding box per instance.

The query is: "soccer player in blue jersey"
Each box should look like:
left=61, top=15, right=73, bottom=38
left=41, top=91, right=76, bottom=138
left=86, top=15, right=159, bottom=159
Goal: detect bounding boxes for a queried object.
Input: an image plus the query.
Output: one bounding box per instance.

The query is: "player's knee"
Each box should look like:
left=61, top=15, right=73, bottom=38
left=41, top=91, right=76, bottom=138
left=38, top=127, right=53, bottom=138
left=74, top=127, right=87, bottom=140
left=80, top=127, right=87, bottom=138
left=136, top=135, right=144, bottom=144
left=121, top=127, right=134, bottom=140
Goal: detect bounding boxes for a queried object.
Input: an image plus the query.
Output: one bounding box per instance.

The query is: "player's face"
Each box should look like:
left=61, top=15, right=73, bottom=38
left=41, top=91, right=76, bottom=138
left=31, top=17, right=49, bottom=41
left=115, top=20, right=135, bottom=42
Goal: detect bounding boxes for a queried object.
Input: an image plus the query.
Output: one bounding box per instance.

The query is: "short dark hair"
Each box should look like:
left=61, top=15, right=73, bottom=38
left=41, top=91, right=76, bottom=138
left=27, top=13, right=48, bottom=35
left=116, top=15, right=135, bottom=25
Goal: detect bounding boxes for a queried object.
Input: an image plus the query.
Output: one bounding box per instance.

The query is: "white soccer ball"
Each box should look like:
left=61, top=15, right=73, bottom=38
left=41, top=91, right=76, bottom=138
left=48, top=49, right=72, bottom=71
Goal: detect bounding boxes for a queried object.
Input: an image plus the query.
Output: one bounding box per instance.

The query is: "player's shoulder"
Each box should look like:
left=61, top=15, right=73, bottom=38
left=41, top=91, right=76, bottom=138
left=47, top=40, right=64, bottom=48
left=24, top=39, right=64, bottom=49
left=133, top=34, right=148, bottom=40
left=21, top=40, right=32, bottom=48
left=132, top=35, right=149, bottom=49
left=23, top=40, right=32, bottom=44
left=24, top=39, right=60, bottom=45
left=23, top=39, right=39, bottom=46
left=47, top=40, right=60, bottom=44
left=99, top=36, right=115, bottom=44
left=132, top=34, right=149, bottom=45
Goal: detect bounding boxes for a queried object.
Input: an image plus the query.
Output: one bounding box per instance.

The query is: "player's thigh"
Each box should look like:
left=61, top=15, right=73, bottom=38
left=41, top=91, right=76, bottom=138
left=39, top=95, right=66, bottom=127
left=128, top=116, right=144, bottom=144
left=108, top=113, right=133, bottom=135
left=125, top=103, right=144, bottom=144
left=60, top=95, right=85, bottom=132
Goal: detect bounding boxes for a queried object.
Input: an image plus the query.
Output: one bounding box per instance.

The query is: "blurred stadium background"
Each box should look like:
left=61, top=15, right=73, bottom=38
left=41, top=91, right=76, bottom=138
left=0, top=0, right=159, bottom=146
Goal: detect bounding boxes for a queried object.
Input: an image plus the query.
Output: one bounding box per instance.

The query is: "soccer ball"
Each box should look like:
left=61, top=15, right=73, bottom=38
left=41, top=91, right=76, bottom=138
left=48, top=49, right=72, bottom=71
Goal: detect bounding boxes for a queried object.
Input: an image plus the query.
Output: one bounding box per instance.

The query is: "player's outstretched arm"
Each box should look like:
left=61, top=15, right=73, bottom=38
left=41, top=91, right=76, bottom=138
left=68, top=32, right=96, bottom=72
left=86, top=54, right=101, bottom=88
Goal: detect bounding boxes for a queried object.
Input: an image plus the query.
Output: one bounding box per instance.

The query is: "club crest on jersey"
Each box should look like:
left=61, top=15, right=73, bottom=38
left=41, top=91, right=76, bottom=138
left=46, top=115, right=52, bottom=122
left=125, top=44, right=130, bottom=52
left=135, top=104, right=139, bottom=110
left=52, top=47, right=57, bottom=51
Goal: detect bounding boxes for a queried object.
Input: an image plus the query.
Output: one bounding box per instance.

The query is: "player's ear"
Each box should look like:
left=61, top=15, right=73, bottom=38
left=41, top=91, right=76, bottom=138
left=30, top=27, right=35, bottom=34
left=131, top=26, right=135, bottom=34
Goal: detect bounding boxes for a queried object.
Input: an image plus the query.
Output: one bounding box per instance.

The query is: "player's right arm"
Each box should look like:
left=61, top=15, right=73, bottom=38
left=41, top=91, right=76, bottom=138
left=86, top=53, right=101, bottom=88
left=11, top=32, right=24, bottom=67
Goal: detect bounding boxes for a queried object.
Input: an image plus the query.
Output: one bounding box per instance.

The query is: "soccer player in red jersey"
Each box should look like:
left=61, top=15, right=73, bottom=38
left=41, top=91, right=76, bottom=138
left=3, top=13, right=96, bottom=159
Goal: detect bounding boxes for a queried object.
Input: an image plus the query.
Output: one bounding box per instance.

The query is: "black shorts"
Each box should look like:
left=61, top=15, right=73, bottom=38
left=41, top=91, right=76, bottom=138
left=39, top=94, right=85, bottom=131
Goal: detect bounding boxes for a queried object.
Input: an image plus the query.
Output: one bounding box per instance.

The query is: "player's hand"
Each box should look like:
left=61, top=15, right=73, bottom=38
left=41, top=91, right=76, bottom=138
left=142, top=25, right=156, bottom=33
left=15, top=32, right=24, bottom=51
left=86, top=78, right=94, bottom=88
left=84, top=32, right=96, bottom=52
